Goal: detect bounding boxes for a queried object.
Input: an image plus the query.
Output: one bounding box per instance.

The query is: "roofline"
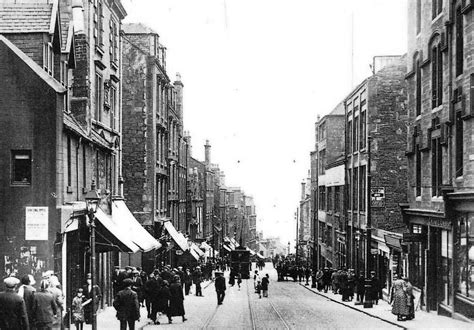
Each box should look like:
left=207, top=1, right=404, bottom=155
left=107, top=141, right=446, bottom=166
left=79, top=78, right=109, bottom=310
left=50, top=0, right=59, bottom=35
left=0, top=34, right=66, bottom=93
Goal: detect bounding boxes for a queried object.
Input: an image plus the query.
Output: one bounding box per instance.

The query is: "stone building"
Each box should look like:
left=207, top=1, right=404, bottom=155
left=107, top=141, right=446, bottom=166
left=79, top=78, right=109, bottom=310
left=298, top=176, right=312, bottom=263
left=314, top=102, right=346, bottom=269
left=0, top=0, right=158, bottom=308
left=345, top=56, right=408, bottom=293
left=402, top=0, right=474, bottom=320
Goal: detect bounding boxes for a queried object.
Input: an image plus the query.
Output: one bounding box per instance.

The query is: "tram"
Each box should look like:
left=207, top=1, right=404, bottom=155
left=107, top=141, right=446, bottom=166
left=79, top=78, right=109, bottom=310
left=230, top=247, right=251, bottom=279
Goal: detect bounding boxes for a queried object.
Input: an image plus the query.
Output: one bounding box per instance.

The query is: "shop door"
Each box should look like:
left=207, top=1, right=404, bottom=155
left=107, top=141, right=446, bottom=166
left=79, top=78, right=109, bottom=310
left=426, top=228, right=441, bottom=312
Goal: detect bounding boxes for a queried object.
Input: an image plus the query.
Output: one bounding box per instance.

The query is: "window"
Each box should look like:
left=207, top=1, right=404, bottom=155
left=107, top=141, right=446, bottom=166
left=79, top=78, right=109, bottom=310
left=109, top=19, right=118, bottom=62
left=456, top=5, right=463, bottom=76
left=441, top=229, right=452, bottom=305
left=353, top=168, right=358, bottom=212
left=353, top=115, right=359, bottom=152
left=415, top=145, right=422, bottom=196
left=431, top=41, right=443, bottom=108
left=432, top=0, right=442, bottom=19
left=360, top=166, right=366, bottom=212
left=360, top=111, right=366, bottom=149
left=94, top=0, right=104, bottom=48
left=431, top=137, right=443, bottom=196
left=334, top=186, right=341, bottom=213
left=319, top=122, right=326, bottom=141
left=348, top=120, right=353, bottom=153
left=319, top=186, right=326, bottom=211
left=348, top=169, right=352, bottom=210
left=327, top=187, right=333, bottom=211
left=42, top=42, right=54, bottom=76
left=456, top=214, right=474, bottom=298
left=319, top=150, right=326, bottom=175
left=455, top=111, right=463, bottom=177
left=416, top=57, right=422, bottom=116
left=11, top=150, right=32, bottom=185
left=95, top=72, right=103, bottom=121
left=110, top=85, right=116, bottom=130
left=416, top=0, right=421, bottom=34
left=67, top=136, right=72, bottom=187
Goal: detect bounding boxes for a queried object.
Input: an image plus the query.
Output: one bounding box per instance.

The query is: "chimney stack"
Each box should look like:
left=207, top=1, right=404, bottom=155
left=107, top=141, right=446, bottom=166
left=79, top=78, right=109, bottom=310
left=301, top=181, right=306, bottom=201
left=72, top=0, right=85, bottom=34
left=204, top=140, right=211, bottom=165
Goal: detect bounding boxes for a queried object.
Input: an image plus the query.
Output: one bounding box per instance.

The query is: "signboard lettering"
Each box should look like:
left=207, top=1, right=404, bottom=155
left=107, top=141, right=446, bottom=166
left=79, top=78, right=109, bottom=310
left=371, top=187, right=385, bottom=207
left=25, top=207, right=48, bottom=240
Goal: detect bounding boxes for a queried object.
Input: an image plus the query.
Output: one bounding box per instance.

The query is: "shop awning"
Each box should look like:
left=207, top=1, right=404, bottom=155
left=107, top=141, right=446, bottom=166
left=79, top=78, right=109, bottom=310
left=191, top=243, right=205, bottom=257
left=112, top=200, right=161, bottom=252
left=246, top=248, right=256, bottom=256
left=200, top=242, right=211, bottom=251
left=230, top=238, right=238, bottom=248
left=94, top=208, right=140, bottom=253
left=223, top=244, right=232, bottom=252
left=256, top=252, right=265, bottom=259
left=189, top=248, right=200, bottom=261
left=163, top=221, right=188, bottom=251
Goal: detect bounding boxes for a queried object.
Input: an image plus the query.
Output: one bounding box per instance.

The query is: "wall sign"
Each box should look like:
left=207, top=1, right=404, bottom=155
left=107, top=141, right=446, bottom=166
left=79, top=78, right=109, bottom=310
left=25, top=207, right=48, bottom=240
left=371, top=187, right=385, bottom=207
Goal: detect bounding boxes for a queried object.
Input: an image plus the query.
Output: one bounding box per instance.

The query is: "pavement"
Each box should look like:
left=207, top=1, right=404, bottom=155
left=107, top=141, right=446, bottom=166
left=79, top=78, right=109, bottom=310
left=77, top=279, right=215, bottom=330
left=299, top=282, right=474, bottom=330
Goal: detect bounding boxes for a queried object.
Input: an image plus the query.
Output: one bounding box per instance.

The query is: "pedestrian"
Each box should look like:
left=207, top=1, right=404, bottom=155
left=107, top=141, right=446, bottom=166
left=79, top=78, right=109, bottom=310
left=113, top=278, right=140, bottom=330
left=253, top=270, right=260, bottom=291
left=143, top=273, right=156, bottom=319
left=71, top=288, right=85, bottom=330
left=339, top=268, right=349, bottom=301
left=183, top=268, right=192, bottom=296
left=305, top=267, right=311, bottom=285
left=390, top=274, right=410, bottom=321
left=48, top=275, right=64, bottom=329
left=112, top=266, right=122, bottom=295
left=368, top=271, right=382, bottom=305
left=33, top=279, right=58, bottom=330
left=237, top=272, right=242, bottom=290
left=347, top=269, right=356, bottom=301
left=316, top=268, right=324, bottom=291
left=255, top=280, right=262, bottom=298
left=17, top=274, right=36, bottom=328
left=322, top=268, right=331, bottom=293
left=153, top=280, right=170, bottom=325
left=82, top=273, right=102, bottom=325
left=130, top=270, right=143, bottom=307
left=192, top=266, right=203, bottom=297
left=228, top=271, right=235, bottom=287
left=214, top=271, right=226, bottom=305
left=355, top=272, right=366, bottom=304
left=261, top=274, right=270, bottom=298
left=168, top=275, right=187, bottom=324
left=403, top=277, right=415, bottom=320
left=0, top=276, right=29, bottom=330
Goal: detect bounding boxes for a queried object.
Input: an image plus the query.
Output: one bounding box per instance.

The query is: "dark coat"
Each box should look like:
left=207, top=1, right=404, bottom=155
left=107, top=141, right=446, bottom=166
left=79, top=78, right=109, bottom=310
left=192, top=270, right=202, bottom=284
left=168, top=283, right=185, bottom=317
left=0, top=289, right=29, bottom=330
left=20, top=284, right=36, bottom=326
left=155, top=286, right=170, bottom=313
left=33, top=290, right=58, bottom=327
left=113, top=287, right=140, bottom=321
left=215, top=276, right=226, bottom=292
left=144, top=278, right=159, bottom=301
left=261, top=277, right=269, bottom=290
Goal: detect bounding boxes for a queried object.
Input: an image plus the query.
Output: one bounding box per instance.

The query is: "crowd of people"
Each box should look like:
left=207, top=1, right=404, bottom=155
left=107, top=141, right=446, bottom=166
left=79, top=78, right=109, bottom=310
left=0, top=271, right=64, bottom=330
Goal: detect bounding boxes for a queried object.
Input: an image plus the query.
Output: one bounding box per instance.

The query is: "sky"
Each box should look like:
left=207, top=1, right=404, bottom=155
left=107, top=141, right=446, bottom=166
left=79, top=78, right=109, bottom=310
left=122, top=0, right=408, bottom=247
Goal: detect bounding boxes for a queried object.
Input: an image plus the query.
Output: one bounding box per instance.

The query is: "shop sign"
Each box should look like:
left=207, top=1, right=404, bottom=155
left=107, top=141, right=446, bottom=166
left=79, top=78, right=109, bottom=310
left=370, top=187, right=385, bottom=207
left=402, top=233, right=425, bottom=243
left=25, top=207, right=48, bottom=240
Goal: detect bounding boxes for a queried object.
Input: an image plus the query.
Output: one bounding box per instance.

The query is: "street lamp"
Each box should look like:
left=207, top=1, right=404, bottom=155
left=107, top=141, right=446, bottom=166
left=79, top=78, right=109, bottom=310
left=354, top=230, right=361, bottom=277
left=85, top=187, right=100, bottom=330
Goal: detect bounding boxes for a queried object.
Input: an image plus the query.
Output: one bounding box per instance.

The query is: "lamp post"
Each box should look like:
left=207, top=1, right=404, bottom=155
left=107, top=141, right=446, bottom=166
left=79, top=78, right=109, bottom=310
left=85, top=187, right=100, bottom=330
left=354, top=229, right=361, bottom=277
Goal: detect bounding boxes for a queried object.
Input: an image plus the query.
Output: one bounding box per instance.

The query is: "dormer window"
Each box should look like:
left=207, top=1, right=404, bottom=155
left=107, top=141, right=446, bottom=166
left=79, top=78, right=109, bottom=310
left=43, top=42, right=54, bottom=76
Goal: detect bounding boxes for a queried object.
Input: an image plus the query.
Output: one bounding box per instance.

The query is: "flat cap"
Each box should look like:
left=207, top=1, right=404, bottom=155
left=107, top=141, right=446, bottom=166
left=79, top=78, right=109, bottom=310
left=4, top=276, right=20, bottom=288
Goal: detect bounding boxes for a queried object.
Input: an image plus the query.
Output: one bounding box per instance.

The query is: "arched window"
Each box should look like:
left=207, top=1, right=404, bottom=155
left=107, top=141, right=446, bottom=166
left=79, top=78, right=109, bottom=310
left=430, top=35, right=443, bottom=108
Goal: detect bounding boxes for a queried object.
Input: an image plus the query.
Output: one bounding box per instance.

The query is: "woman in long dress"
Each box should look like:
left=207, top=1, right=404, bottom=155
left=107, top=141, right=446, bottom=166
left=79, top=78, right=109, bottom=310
left=168, top=275, right=187, bottom=324
left=390, top=275, right=410, bottom=321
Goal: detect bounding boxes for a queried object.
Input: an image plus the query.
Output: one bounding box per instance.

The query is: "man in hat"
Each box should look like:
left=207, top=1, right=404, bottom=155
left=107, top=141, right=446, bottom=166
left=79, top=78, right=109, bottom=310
left=113, top=278, right=140, bottom=330
left=192, top=266, right=203, bottom=297
left=82, top=273, right=102, bottom=325
left=0, top=276, right=29, bottom=329
left=214, top=272, right=226, bottom=305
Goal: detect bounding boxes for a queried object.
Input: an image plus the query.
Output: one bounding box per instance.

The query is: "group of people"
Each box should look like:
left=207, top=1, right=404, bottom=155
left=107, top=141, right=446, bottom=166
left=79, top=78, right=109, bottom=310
left=314, top=268, right=382, bottom=304
left=253, top=270, right=270, bottom=298
left=0, top=272, right=64, bottom=330
left=275, top=260, right=312, bottom=284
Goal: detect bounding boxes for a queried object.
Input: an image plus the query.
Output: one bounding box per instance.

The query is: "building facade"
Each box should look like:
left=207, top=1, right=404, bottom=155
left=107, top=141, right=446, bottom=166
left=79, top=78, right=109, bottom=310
left=402, top=0, right=474, bottom=320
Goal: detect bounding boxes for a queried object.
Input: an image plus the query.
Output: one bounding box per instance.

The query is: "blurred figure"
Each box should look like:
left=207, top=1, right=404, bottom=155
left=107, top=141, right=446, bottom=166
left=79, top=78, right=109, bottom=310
left=168, top=276, right=186, bottom=323
left=0, top=276, right=29, bottom=330
left=261, top=274, right=270, bottom=298
left=113, top=278, right=140, bottom=330
left=214, top=272, right=226, bottom=305
left=82, top=273, right=102, bottom=325
left=33, top=280, right=58, bottom=330
left=18, top=274, right=36, bottom=328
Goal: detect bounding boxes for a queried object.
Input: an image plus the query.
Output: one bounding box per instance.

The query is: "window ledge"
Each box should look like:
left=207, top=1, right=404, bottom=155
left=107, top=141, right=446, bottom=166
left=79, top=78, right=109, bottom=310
left=431, top=196, right=444, bottom=202
left=415, top=196, right=422, bottom=201
left=11, top=183, right=31, bottom=187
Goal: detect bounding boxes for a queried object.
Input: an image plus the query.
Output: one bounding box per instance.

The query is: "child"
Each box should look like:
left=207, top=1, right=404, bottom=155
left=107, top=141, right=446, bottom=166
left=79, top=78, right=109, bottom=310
left=72, top=288, right=85, bottom=330
left=256, top=280, right=262, bottom=298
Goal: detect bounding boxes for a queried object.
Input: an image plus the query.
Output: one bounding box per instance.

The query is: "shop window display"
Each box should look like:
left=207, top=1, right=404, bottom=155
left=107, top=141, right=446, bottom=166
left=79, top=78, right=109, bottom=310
left=457, top=214, right=474, bottom=298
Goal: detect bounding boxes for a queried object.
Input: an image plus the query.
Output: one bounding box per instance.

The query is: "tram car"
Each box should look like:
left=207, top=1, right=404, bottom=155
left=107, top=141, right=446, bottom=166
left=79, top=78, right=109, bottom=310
left=230, top=248, right=251, bottom=279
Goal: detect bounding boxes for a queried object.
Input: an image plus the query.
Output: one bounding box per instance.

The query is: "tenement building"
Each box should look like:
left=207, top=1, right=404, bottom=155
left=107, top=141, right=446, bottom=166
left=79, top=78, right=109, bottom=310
left=314, top=102, right=346, bottom=270
left=402, top=0, right=474, bottom=320
left=0, top=0, right=159, bottom=306
left=346, top=56, right=408, bottom=295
